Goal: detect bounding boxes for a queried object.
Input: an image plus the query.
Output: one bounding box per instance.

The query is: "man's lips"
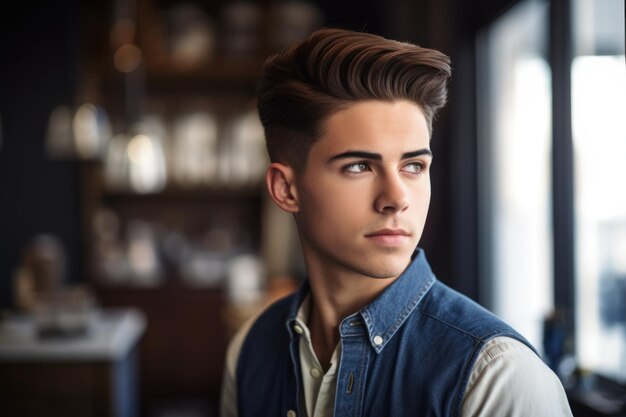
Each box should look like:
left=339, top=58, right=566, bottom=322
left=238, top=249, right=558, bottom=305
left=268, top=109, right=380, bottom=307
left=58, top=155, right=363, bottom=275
left=364, top=228, right=411, bottom=237
left=364, top=229, right=412, bottom=246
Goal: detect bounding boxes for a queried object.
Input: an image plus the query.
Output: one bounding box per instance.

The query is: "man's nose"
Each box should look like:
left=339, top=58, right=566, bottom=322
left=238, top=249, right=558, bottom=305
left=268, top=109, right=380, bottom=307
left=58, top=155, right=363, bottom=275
left=374, top=173, right=410, bottom=214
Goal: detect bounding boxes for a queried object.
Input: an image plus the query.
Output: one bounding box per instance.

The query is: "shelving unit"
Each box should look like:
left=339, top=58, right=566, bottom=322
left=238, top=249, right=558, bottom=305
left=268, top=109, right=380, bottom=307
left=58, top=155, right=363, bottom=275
left=76, top=0, right=315, bottom=414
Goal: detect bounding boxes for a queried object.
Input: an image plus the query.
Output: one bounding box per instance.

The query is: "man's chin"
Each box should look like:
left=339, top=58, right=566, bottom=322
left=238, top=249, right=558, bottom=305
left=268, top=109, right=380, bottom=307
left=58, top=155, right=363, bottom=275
left=356, top=253, right=413, bottom=279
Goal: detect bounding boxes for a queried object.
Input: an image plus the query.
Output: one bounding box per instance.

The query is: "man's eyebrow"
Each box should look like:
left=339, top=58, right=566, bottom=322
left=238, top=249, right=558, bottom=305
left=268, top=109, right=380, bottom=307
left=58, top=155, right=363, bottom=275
left=327, top=151, right=382, bottom=162
left=401, top=149, right=433, bottom=159
left=327, top=149, right=432, bottom=163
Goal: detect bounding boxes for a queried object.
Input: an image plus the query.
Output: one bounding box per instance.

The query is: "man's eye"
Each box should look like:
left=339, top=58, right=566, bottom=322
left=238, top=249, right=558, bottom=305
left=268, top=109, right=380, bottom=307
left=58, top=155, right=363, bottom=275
left=403, top=162, right=424, bottom=174
left=343, top=162, right=370, bottom=173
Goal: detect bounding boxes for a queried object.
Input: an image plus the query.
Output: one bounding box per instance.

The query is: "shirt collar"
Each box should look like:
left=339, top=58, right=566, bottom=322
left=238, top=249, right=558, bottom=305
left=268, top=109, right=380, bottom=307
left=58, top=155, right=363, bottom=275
left=359, top=249, right=436, bottom=353
left=285, top=249, right=436, bottom=353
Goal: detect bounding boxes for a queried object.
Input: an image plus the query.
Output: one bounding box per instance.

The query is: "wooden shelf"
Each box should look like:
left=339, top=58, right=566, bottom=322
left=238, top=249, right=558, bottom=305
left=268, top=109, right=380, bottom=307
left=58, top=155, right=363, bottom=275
left=101, top=183, right=265, bottom=202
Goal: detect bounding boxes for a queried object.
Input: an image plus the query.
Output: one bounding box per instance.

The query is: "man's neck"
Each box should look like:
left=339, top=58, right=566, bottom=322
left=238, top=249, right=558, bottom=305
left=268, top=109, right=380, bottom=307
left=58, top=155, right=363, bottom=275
left=304, top=254, right=401, bottom=370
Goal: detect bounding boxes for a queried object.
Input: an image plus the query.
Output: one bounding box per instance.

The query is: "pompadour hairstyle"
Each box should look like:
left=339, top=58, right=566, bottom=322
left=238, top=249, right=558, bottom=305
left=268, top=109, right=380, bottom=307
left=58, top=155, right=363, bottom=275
left=257, top=28, right=452, bottom=169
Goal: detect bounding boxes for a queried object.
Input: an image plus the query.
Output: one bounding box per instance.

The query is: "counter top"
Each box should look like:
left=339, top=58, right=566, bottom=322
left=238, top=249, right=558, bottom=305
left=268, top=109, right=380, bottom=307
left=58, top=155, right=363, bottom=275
left=0, top=308, right=146, bottom=361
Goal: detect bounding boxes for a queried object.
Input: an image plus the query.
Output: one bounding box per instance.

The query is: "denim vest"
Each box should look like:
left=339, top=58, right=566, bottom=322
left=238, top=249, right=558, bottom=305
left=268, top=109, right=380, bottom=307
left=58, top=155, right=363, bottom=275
left=236, top=250, right=535, bottom=417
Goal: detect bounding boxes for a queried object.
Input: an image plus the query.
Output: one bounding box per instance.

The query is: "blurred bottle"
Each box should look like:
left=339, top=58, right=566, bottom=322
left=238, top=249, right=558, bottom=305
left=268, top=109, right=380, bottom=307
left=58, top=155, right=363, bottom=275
left=220, top=1, right=262, bottom=57
left=165, top=3, right=216, bottom=69
left=104, top=116, right=168, bottom=193
left=226, top=254, right=265, bottom=308
left=126, top=220, right=163, bottom=286
left=13, top=235, right=66, bottom=311
left=104, top=132, right=131, bottom=191
left=127, top=118, right=168, bottom=193
left=171, top=111, right=219, bottom=187
left=46, top=103, right=112, bottom=160
left=228, top=107, right=268, bottom=186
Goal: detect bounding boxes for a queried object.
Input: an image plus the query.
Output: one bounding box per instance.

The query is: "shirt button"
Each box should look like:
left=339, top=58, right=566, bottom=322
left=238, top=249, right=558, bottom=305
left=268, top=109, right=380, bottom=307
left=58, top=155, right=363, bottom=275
left=373, top=335, right=384, bottom=346
left=287, top=410, right=297, bottom=417
left=293, top=324, right=304, bottom=335
left=310, top=367, right=321, bottom=379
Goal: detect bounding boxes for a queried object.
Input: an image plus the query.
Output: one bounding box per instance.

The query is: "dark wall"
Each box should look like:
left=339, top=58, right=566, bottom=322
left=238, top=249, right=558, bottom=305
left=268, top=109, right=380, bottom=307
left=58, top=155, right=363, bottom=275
left=0, top=1, right=82, bottom=309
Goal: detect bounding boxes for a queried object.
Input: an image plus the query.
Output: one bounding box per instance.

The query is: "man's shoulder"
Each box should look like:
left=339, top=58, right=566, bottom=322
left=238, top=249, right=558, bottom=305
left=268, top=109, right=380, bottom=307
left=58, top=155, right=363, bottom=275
left=417, top=280, right=529, bottom=344
left=462, top=336, right=573, bottom=416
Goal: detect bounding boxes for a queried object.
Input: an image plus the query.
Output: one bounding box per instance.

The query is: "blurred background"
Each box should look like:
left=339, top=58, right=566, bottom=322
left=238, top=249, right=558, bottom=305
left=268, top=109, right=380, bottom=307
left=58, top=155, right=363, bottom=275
left=0, top=0, right=624, bottom=416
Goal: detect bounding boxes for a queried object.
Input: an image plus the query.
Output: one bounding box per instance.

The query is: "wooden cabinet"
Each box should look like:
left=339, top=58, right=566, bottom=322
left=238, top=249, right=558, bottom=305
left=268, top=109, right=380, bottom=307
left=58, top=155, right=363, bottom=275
left=0, top=310, right=144, bottom=417
left=95, top=286, right=227, bottom=415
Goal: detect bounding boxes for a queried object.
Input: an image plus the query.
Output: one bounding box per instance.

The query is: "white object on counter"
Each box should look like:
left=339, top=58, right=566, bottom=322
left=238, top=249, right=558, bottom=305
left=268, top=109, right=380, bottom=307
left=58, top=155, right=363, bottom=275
left=0, top=308, right=146, bottom=362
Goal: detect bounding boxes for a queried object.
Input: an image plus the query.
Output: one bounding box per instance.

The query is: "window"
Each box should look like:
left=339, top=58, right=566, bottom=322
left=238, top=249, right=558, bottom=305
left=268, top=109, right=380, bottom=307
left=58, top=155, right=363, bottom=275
left=477, top=0, right=553, bottom=351
left=478, top=0, right=626, bottom=386
left=572, top=0, right=626, bottom=384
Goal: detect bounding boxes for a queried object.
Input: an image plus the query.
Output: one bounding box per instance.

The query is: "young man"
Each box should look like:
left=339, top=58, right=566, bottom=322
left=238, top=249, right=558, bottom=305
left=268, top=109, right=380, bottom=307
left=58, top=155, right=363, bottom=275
left=221, top=28, right=572, bottom=417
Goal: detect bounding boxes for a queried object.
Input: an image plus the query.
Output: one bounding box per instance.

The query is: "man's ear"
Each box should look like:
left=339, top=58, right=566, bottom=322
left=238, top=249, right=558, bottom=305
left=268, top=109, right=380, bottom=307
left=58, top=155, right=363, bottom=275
left=265, top=163, right=300, bottom=213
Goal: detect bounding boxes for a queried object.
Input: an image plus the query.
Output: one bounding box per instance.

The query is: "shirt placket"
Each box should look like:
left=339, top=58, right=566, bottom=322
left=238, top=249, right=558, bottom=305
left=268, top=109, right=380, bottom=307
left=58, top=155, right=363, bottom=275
left=333, top=317, right=371, bottom=417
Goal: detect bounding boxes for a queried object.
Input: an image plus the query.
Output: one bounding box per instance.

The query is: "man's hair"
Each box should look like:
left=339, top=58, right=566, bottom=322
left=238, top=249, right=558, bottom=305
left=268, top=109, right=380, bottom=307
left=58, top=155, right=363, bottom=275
left=257, top=28, right=452, bottom=169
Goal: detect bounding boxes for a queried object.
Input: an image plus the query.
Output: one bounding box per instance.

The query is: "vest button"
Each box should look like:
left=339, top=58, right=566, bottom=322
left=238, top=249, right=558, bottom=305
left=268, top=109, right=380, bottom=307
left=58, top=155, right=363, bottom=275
left=373, top=335, right=384, bottom=346
left=287, top=410, right=297, bottom=417
left=293, top=324, right=304, bottom=335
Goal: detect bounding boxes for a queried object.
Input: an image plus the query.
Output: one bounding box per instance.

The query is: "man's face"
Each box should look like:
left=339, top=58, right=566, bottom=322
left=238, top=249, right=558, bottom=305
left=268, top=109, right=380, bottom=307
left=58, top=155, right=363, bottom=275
left=293, top=100, right=432, bottom=279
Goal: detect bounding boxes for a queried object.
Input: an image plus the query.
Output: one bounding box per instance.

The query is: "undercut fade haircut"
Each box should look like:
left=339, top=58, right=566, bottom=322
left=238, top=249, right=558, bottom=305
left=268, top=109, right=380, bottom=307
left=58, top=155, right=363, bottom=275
left=257, top=28, right=452, bottom=169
